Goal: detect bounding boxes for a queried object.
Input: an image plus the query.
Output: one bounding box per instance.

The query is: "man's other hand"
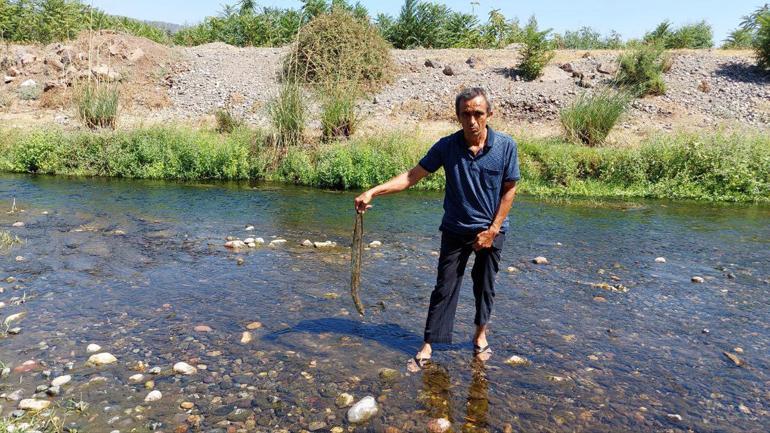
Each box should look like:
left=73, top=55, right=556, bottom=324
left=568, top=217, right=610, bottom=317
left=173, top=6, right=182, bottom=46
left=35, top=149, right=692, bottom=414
left=473, top=228, right=498, bottom=251
left=354, top=190, right=373, bottom=213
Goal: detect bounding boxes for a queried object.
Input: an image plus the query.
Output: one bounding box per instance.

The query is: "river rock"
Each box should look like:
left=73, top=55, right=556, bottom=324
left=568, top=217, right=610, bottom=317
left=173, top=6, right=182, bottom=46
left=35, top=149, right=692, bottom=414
left=655, top=257, right=666, bottom=263
left=666, top=413, right=683, bottom=422
left=308, top=421, right=327, bottom=431
left=301, top=239, right=313, bottom=247
left=240, top=331, right=253, bottom=344
left=691, top=276, right=705, bottom=283
left=424, top=59, right=441, bottom=68
left=86, top=343, right=102, bottom=353
left=378, top=368, right=400, bottom=382
left=194, top=325, right=212, bottom=332
left=225, top=240, right=246, bottom=249
left=3, top=312, right=25, bottom=327
left=246, top=321, right=262, bottom=330
left=144, top=390, right=162, bottom=402
left=87, top=353, right=117, bottom=366
left=18, top=399, right=50, bottom=411
left=368, top=241, right=382, bottom=248
left=504, top=355, right=530, bottom=367
left=51, top=375, right=71, bottom=387
left=180, top=401, right=194, bottom=409
left=597, top=62, right=617, bottom=74
left=254, top=237, right=265, bottom=244
left=347, top=396, right=378, bottom=423
left=46, top=385, right=60, bottom=396
left=173, top=362, right=197, bottom=375
left=426, top=418, right=451, bottom=433
left=335, top=393, right=354, bottom=408
left=5, top=389, right=23, bottom=401
left=532, top=256, right=548, bottom=265
left=129, top=374, right=144, bottom=382
left=20, top=79, right=37, bottom=88
left=12, top=221, right=24, bottom=227
left=314, top=241, right=336, bottom=248
left=3, top=75, right=12, bottom=84
left=269, top=239, right=286, bottom=247
left=442, top=65, right=455, bottom=76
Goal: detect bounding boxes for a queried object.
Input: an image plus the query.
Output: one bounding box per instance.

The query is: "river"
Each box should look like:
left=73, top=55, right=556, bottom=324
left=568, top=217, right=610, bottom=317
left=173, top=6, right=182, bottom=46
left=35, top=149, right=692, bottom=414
left=1, top=174, right=768, bottom=432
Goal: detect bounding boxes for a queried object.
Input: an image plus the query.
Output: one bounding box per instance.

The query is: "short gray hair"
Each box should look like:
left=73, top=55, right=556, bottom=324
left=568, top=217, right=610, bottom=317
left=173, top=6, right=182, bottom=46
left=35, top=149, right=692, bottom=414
left=455, top=87, right=493, bottom=116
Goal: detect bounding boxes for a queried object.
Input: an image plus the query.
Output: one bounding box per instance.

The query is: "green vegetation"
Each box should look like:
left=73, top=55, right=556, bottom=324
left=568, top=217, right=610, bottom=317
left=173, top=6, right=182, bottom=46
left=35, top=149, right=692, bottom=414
left=554, top=26, right=624, bottom=49
left=723, top=27, right=755, bottom=49
left=75, top=83, right=119, bottom=129
left=615, top=43, right=670, bottom=96
left=643, top=20, right=714, bottom=49
left=268, top=81, right=307, bottom=148
left=0, top=0, right=170, bottom=43
left=757, top=11, right=770, bottom=70
left=560, top=89, right=630, bottom=146
left=0, top=229, right=22, bottom=251
left=320, top=83, right=360, bottom=141
left=518, top=19, right=555, bottom=81
left=18, top=83, right=42, bottom=101
left=1, top=126, right=767, bottom=202
left=214, top=108, right=244, bottom=134
left=284, top=10, right=393, bottom=90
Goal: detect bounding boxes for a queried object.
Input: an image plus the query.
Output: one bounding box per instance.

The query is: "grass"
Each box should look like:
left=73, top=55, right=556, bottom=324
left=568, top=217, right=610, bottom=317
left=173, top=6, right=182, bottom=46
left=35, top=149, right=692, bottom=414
left=75, top=83, right=119, bottom=130
left=18, top=84, right=42, bottom=101
left=615, top=43, right=670, bottom=96
left=320, top=85, right=360, bottom=141
left=268, top=81, right=307, bottom=148
left=214, top=108, right=244, bottom=134
left=0, top=126, right=768, bottom=203
left=0, top=230, right=22, bottom=252
left=560, top=89, right=631, bottom=146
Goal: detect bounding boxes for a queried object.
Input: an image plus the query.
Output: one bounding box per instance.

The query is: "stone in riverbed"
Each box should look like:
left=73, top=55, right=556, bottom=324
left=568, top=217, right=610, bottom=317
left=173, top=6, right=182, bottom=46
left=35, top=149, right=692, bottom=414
left=368, top=241, right=382, bottom=248
left=426, top=418, right=451, bottom=433
left=246, top=321, right=262, bottom=330
left=18, top=399, right=50, bottom=411
left=180, top=401, right=194, bottom=410
left=46, top=385, right=60, bottom=396
left=173, top=362, right=197, bottom=375
left=225, top=240, right=247, bottom=249
left=504, top=355, right=530, bottom=367
left=655, top=257, right=666, bottom=263
left=129, top=374, right=144, bottom=382
left=144, top=390, right=162, bottom=402
left=87, top=353, right=117, bottom=366
left=335, top=393, right=354, bottom=408
left=532, top=256, right=548, bottom=265
left=194, top=325, right=212, bottom=332
left=314, top=241, right=336, bottom=248
left=240, top=331, right=253, bottom=344
left=269, top=239, right=287, bottom=247
left=301, top=239, right=313, bottom=247
left=12, top=222, right=24, bottom=227
left=51, top=375, right=71, bottom=386
left=308, top=421, right=327, bottom=431
left=347, top=396, right=378, bottom=423
left=378, top=368, right=400, bottom=382
left=86, top=343, right=102, bottom=353
left=691, top=276, right=705, bottom=283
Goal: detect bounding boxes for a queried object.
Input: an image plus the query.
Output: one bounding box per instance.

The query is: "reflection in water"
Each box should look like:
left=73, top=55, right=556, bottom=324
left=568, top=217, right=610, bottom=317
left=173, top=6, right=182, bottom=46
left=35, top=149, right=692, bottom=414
left=420, top=358, right=490, bottom=433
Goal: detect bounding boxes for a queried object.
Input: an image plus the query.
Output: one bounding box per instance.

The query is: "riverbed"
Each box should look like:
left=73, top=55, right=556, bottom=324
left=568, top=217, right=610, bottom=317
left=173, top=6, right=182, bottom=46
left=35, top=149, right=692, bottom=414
left=1, top=174, right=768, bottom=432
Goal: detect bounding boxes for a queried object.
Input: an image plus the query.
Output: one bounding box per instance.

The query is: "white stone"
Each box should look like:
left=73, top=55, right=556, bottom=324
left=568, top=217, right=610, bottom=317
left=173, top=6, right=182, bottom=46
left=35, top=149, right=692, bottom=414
left=18, top=399, right=50, bottom=411
left=655, top=257, right=667, bottom=263
left=129, top=374, right=144, bottom=382
left=347, top=396, right=378, bottom=423
left=532, top=256, right=548, bottom=265
left=426, top=418, right=452, bottom=433
left=368, top=241, right=382, bottom=248
left=691, top=276, right=705, bottom=284
left=3, top=312, right=25, bottom=327
left=87, top=353, right=117, bottom=366
left=173, top=362, right=197, bottom=375
left=254, top=237, right=265, bottom=244
left=51, top=375, right=71, bottom=387
left=225, top=240, right=247, bottom=249
left=244, top=237, right=255, bottom=244
left=144, top=390, right=162, bottom=402
left=20, top=79, right=37, bottom=88
left=313, top=241, right=336, bottom=248
left=269, top=239, right=287, bottom=247
left=504, top=355, right=530, bottom=367
left=86, top=343, right=102, bottom=353
left=301, top=239, right=313, bottom=247
left=335, top=392, right=354, bottom=408
left=240, top=331, right=253, bottom=344
left=12, top=221, right=24, bottom=227
left=245, top=225, right=254, bottom=231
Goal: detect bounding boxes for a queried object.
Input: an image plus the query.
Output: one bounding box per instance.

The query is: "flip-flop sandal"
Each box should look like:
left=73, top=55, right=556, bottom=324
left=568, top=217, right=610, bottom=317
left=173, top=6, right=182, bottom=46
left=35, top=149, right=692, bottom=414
left=407, top=355, right=431, bottom=372
left=473, top=344, right=492, bottom=356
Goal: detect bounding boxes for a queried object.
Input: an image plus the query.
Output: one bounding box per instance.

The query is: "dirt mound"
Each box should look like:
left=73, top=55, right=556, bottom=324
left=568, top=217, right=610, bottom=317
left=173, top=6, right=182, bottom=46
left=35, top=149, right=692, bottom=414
left=1, top=30, right=177, bottom=114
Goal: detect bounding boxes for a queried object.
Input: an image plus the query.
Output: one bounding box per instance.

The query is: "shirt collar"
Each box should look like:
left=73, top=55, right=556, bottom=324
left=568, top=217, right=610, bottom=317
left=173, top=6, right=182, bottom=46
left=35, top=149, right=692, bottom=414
left=456, top=126, right=496, bottom=149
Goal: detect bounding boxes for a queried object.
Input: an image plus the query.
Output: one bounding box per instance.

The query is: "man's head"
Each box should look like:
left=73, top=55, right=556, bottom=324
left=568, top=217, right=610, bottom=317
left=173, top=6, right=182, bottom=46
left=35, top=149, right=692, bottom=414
left=455, top=87, right=493, bottom=141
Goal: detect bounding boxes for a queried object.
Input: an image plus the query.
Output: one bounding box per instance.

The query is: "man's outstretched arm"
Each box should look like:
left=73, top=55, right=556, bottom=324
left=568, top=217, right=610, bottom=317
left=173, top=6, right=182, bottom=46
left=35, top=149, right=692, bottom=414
left=474, top=180, right=517, bottom=250
left=354, top=164, right=431, bottom=213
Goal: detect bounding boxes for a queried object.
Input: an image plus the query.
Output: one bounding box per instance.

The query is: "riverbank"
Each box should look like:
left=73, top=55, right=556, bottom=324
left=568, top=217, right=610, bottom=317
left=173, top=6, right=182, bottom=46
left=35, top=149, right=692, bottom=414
left=0, top=126, right=768, bottom=202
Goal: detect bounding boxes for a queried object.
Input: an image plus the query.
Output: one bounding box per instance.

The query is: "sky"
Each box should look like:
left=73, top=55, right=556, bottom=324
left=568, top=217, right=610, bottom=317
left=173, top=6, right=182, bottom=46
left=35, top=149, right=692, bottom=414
left=88, top=0, right=766, bottom=44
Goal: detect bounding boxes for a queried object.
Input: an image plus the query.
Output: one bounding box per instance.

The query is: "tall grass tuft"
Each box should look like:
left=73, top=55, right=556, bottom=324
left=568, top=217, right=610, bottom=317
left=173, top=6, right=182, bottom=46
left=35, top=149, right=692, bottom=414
left=518, top=21, right=555, bottom=81
left=268, top=81, right=306, bottom=148
left=0, top=230, right=22, bottom=252
left=214, top=108, right=244, bottom=134
left=320, top=84, right=360, bottom=141
left=560, top=89, right=630, bottom=146
left=76, top=83, right=119, bottom=129
left=615, top=43, right=670, bottom=96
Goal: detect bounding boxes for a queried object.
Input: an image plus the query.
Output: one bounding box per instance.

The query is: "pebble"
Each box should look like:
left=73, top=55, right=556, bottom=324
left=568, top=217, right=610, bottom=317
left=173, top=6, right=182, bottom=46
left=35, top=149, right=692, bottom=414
left=666, top=413, right=683, bottom=422
left=246, top=321, right=262, bottom=330
left=269, top=239, right=287, bottom=247
left=655, top=257, right=667, bottom=263
left=51, top=375, right=71, bottom=386
left=12, top=222, right=24, bottom=227
left=194, top=325, right=212, bottom=332
left=347, top=396, right=378, bottom=423
left=18, top=399, right=51, bottom=411
left=225, top=240, right=247, bottom=249
left=691, top=276, right=705, bottom=283
left=504, top=355, right=530, bottom=367
left=335, top=393, right=354, bottom=408
left=129, top=374, right=144, bottom=382
left=46, top=385, right=60, bottom=396
left=244, top=237, right=255, bottom=244
left=144, top=390, right=162, bottom=402
left=173, top=362, right=198, bottom=375
left=426, top=418, right=451, bottom=433
left=308, top=421, right=327, bottom=431
left=532, top=256, right=548, bottom=265
left=87, top=353, right=117, bottom=366
left=240, top=331, right=253, bottom=344
left=180, top=401, right=194, bottom=410
left=86, top=343, right=102, bottom=353
left=301, top=239, right=313, bottom=247
left=313, top=241, right=336, bottom=248
left=368, top=240, right=382, bottom=248
left=245, top=225, right=254, bottom=231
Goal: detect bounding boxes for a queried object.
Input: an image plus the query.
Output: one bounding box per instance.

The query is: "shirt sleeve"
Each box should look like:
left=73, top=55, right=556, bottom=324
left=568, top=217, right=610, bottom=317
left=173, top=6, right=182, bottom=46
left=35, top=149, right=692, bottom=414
left=504, top=141, right=521, bottom=182
left=418, top=139, right=445, bottom=173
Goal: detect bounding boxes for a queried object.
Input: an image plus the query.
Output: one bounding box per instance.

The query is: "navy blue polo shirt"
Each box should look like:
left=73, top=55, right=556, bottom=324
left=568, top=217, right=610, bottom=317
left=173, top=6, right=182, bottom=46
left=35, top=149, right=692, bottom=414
left=418, top=127, right=520, bottom=235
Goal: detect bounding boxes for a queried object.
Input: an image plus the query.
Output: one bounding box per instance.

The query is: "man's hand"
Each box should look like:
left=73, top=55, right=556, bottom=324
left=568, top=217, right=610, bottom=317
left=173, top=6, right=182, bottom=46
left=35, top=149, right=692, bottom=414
left=354, top=190, right=374, bottom=214
left=473, top=228, right=499, bottom=251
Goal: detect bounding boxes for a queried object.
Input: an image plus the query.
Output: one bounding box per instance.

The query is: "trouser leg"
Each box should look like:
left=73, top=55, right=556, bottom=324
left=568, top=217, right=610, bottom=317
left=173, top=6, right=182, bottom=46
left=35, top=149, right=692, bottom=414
left=471, top=233, right=505, bottom=327
left=423, top=232, right=472, bottom=344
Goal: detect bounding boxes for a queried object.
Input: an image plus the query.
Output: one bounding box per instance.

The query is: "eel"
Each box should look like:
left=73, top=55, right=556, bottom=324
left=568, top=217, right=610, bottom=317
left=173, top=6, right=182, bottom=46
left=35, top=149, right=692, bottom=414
left=350, top=211, right=365, bottom=316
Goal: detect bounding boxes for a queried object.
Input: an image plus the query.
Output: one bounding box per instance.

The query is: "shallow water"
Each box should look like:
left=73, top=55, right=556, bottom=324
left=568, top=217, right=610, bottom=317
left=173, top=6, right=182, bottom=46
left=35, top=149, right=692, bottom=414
left=1, top=174, right=768, bottom=433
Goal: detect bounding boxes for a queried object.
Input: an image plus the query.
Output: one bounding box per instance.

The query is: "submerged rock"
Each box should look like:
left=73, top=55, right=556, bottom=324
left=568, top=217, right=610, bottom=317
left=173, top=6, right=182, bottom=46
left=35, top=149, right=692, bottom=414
left=532, top=256, right=548, bottom=265
left=144, top=390, right=162, bottom=402
left=335, top=393, right=354, bottom=408
left=347, top=396, right=378, bottom=423
left=655, top=257, right=667, bottom=263
left=691, top=276, right=705, bottom=283
left=427, top=418, right=451, bottom=433
left=269, top=239, right=287, bottom=247
left=246, top=321, right=262, bottom=330
left=51, top=375, right=71, bottom=387
left=368, top=240, right=382, bottom=248
left=86, top=343, right=102, bottom=353
left=173, top=362, right=197, bottom=375
left=504, top=355, right=530, bottom=367
left=18, top=399, right=50, bottom=411
left=194, top=325, right=212, bottom=332
left=87, top=353, right=117, bottom=366
left=240, top=331, right=253, bottom=344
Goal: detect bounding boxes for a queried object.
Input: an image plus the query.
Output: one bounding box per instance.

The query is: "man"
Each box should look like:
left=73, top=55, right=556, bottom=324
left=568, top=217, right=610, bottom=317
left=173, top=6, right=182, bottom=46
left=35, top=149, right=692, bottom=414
left=354, top=87, right=520, bottom=366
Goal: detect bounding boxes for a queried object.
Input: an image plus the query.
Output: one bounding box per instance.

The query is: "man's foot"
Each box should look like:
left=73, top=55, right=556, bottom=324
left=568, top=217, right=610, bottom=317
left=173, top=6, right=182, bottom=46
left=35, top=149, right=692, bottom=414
left=473, top=343, right=492, bottom=361
left=407, top=344, right=432, bottom=372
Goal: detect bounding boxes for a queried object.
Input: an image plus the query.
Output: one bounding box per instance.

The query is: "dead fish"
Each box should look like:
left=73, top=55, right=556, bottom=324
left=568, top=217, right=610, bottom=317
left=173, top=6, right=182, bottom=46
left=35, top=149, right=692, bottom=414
left=350, top=212, right=365, bottom=316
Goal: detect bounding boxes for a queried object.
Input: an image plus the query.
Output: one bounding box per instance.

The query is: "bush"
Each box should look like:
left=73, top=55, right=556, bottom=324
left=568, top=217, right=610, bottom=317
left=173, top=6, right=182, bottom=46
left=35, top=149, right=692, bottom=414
left=560, top=89, right=630, bottom=146
left=518, top=21, right=555, bottom=81
left=757, top=12, right=770, bottom=70
left=75, top=83, right=119, bottom=129
left=615, top=43, right=670, bottom=96
left=18, top=83, right=42, bottom=101
left=285, top=11, right=393, bottom=91
left=644, top=20, right=713, bottom=49
left=268, top=81, right=306, bottom=148
left=214, top=108, right=243, bottom=134
left=723, top=28, right=754, bottom=49
left=0, top=91, right=13, bottom=110
left=320, top=84, right=360, bottom=141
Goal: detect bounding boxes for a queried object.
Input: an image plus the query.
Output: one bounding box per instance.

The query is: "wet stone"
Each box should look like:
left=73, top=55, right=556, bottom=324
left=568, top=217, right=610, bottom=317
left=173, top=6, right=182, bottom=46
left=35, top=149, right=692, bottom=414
left=227, top=408, right=251, bottom=422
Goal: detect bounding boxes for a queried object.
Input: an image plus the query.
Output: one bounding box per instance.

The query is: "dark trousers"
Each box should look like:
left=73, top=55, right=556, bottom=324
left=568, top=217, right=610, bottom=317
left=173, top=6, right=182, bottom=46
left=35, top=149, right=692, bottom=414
left=423, top=230, right=505, bottom=344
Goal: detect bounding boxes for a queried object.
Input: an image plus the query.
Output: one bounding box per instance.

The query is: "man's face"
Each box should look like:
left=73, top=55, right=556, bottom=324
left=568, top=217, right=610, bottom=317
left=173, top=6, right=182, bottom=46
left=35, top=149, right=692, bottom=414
left=457, top=96, right=491, bottom=140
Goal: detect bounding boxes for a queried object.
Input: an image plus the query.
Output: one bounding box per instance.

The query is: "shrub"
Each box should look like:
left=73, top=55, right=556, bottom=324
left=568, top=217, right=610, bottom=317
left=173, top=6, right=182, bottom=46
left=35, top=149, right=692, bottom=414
left=320, top=84, right=360, bottom=141
left=723, top=28, right=754, bottom=49
left=615, top=43, right=670, bottom=96
left=0, top=91, right=13, bottom=111
left=518, top=21, right=555, bottom=81
left=555, top=27, right=625, bottom=49
left=214, top=108, right=243, bottom=134
left=644, top=20, right=713, bottom=49
left=18, top=83, right=42, bottom=101
left=268, top=81, right=306, bottom=148
left=75, top=83, right=119, bottom=129
left=560, top=89, right=630, bottom=146
left=285, top=11, right=393, bottom=91
left=757, top=12, right=770, bottom=70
